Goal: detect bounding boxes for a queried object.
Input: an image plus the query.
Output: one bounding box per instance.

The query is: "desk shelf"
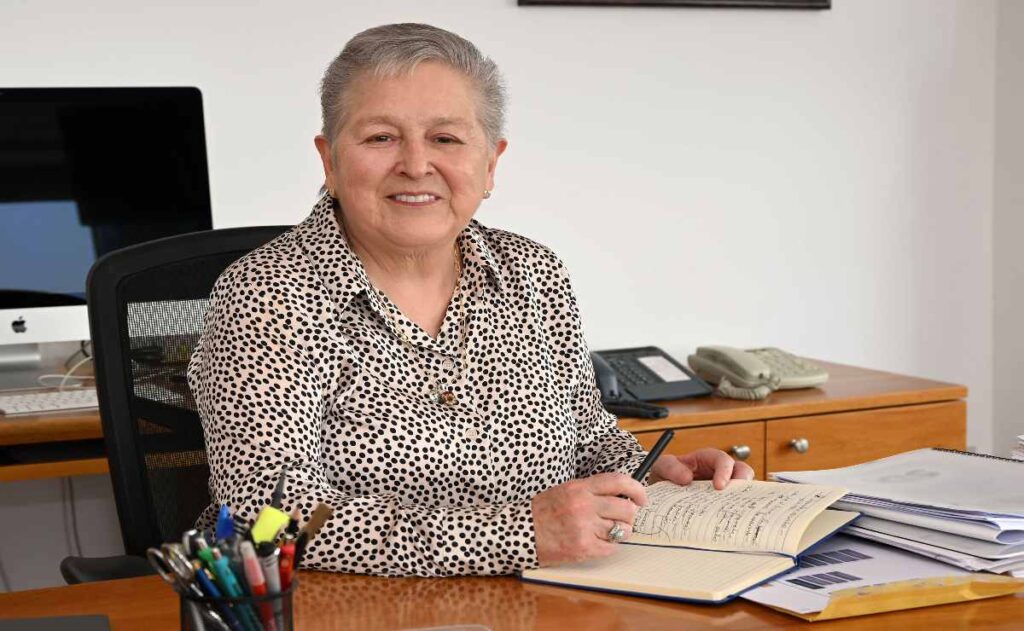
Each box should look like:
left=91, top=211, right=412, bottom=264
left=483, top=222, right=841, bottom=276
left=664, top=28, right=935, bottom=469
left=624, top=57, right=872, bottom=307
left=0, top=457, right=108, bottom=482
left=0, top=437, right=107, bottom=482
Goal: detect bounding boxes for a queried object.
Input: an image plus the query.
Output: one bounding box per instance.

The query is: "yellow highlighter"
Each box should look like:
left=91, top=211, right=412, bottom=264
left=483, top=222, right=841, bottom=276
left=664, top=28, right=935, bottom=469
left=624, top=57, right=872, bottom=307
left=250, top=466, right=291, bottom=544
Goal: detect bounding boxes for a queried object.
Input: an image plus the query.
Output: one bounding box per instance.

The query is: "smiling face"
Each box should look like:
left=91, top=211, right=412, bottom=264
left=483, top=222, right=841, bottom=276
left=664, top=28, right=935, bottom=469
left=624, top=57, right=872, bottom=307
left=315, top=61, right=507, bottom=254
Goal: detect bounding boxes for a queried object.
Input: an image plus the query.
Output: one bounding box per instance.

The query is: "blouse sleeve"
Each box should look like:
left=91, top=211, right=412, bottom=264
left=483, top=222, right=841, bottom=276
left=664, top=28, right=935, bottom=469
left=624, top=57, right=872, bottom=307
left=189, top=264, right=537, bottom=577
left=537, top=255, right=648, bottom=479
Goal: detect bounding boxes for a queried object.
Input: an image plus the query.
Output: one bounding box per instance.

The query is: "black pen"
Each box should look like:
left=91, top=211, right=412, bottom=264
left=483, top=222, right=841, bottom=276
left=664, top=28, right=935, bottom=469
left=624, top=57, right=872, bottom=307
left=633, top=429, right=674, bottom=481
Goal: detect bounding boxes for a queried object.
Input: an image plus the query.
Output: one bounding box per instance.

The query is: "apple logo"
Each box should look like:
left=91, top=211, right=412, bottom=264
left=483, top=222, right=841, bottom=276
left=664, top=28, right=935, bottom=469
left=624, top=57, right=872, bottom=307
left=11, top=318, right=26, bottom=334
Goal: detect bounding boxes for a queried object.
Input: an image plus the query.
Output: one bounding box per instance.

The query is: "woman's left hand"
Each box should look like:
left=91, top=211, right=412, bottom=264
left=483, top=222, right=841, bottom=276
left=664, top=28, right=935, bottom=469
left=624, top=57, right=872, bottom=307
left=649, top=448, right=755, bottom=490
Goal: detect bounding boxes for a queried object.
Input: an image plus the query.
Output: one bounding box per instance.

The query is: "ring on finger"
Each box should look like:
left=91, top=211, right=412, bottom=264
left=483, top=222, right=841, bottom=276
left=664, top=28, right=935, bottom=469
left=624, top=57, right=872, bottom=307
left=607, top=521, right=626, bottom=544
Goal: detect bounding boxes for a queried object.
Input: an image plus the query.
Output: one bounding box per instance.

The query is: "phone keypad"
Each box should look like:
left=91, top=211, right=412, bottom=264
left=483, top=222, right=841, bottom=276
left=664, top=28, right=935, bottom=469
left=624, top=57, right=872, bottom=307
left=607, top=357, right=653, bottom=387
left=748, top=348, right=823, bottom=379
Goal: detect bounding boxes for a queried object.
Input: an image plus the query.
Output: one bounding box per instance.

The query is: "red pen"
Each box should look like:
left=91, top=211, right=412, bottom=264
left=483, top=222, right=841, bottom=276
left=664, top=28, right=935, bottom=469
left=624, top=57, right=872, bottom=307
left=279, top=534, right=296, bottom=591
left=241, top=540, right=277, bottom=631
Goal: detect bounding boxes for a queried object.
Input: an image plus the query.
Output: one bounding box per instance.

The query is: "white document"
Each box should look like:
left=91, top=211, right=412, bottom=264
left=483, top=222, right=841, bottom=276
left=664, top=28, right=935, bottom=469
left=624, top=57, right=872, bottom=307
left=834, top=501, right=1024, bottom=544
left=853, top=515, right=1024, bottom=559
left=630, top=480, right=846, bottom=555
left=844, top=526, right=1024, bottom=574
left=773, top=448, right=1024, bottom=517
left=742, top=535, right=971, bottom=614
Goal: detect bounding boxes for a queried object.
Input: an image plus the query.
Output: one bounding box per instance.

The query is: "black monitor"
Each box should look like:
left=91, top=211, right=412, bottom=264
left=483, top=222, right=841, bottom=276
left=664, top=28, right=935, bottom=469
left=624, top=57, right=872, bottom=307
left=0, top=87, right=212, bottom=374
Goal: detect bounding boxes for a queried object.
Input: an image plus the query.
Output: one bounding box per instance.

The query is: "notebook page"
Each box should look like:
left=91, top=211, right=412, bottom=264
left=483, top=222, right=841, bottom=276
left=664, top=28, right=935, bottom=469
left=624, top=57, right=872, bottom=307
left=630, top=480, right=847, bottom=555
left=523, top=544, right=793, bottom=602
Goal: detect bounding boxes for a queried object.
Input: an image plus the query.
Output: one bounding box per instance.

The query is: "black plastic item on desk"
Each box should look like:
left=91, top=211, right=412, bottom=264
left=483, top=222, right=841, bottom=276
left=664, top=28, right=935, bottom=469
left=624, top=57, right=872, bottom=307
left=602, top=400, right=669, bottom=420
left=180, top=578, right=298, bottom=631
left=592, top=352, right=670, bottom=419
left=592, top=347, right=713, bottom=402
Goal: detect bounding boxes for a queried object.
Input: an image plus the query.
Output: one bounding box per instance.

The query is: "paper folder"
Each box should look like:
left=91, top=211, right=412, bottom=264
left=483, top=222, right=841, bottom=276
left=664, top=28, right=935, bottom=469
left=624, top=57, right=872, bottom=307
left=764, top=574, right=1024, bottom=622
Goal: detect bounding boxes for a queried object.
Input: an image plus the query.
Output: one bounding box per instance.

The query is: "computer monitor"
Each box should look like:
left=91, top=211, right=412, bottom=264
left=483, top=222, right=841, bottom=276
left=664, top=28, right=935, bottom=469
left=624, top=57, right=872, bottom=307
left=0, top=87, right=212, bottom=377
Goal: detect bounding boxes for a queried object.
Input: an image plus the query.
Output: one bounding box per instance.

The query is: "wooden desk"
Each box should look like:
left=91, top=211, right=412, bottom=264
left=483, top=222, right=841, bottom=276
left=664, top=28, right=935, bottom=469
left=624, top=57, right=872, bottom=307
left=0, top=360, right=966, bottom=483
left=622, top=360, right=967, bottom=478
left=0, top=407, right=107, bottom=482
left=0, top=571, right=1021, bottom=630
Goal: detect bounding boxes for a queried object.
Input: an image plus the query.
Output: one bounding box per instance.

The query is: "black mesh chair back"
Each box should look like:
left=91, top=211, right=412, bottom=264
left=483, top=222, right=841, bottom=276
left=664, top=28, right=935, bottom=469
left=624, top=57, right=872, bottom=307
left=87, top=226, right=290, bottom=557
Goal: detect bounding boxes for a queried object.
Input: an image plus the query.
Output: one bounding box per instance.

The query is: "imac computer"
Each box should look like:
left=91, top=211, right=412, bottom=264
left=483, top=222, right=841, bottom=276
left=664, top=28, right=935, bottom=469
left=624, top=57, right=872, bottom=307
left=0, top=87, right=212, bottom=383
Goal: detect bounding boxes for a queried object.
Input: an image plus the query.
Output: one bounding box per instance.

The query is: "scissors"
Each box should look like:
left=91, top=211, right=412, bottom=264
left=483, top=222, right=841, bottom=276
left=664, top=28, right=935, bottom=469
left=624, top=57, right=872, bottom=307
left=147, top=544, right=229, bottom=631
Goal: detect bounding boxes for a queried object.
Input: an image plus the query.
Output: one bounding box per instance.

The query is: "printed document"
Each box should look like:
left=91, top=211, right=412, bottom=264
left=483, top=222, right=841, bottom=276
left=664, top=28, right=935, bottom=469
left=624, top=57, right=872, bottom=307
left=742, top=535, right=971, bottom=614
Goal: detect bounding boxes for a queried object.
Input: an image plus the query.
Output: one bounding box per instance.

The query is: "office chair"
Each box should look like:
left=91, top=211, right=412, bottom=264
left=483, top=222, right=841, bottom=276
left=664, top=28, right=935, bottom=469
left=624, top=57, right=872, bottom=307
left=60, top=226, right=290, bottom=584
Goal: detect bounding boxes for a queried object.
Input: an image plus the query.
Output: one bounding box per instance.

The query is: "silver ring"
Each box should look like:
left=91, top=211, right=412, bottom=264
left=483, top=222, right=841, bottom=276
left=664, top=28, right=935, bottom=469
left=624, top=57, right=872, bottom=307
left=607, top=522, right=626, bottom=544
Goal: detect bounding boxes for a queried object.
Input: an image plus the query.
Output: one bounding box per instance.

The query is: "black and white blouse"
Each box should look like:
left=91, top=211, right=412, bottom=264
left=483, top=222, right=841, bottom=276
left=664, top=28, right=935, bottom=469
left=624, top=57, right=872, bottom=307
left=188, top=193, right=646, bottom=576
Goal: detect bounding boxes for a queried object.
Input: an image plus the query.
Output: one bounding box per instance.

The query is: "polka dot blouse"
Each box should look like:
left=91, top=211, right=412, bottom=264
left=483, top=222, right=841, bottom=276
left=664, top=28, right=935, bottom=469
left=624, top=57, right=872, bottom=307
left=188, top=193, right=647, bottom=577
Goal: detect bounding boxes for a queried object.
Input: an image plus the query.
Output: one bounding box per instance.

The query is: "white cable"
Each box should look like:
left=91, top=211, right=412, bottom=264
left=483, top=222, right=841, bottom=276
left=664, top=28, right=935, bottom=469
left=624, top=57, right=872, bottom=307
left=37, top=355, right=95, bottom=391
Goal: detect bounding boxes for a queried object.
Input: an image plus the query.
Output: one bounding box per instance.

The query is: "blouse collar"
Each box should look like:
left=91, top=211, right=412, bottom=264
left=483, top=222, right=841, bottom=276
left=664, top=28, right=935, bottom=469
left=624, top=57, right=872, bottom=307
left=294, top=192, right=506, bottom=316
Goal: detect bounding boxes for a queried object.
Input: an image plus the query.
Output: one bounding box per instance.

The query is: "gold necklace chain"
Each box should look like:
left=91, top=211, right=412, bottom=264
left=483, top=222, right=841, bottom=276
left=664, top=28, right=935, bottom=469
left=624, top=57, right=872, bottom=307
left=372, top=243, right=467, bottom=407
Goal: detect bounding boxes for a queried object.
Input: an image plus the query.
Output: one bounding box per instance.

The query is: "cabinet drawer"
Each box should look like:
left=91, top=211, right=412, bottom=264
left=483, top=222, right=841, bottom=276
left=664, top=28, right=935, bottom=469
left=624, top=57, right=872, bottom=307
left=633, top=421, right=765, bottom=480
left=765, top=400, right=966, bottom=475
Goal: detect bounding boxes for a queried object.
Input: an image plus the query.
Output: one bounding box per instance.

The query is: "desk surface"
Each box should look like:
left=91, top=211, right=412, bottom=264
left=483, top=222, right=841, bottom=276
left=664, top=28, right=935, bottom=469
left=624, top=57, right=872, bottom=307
left=0, top=571, right=1021, bottom=630
left=616, top=359, right=966, bottom=434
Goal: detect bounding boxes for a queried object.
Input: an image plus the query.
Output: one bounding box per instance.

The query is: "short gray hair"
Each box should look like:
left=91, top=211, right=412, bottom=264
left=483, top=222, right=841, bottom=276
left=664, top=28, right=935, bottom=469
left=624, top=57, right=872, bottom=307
left=319, top=23, right=507, bottom=150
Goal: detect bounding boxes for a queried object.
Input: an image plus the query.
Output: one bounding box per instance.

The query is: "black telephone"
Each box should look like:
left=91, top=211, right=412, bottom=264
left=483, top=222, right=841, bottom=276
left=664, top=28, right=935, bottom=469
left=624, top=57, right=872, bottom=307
left=591, top=346, right=713, bottom=419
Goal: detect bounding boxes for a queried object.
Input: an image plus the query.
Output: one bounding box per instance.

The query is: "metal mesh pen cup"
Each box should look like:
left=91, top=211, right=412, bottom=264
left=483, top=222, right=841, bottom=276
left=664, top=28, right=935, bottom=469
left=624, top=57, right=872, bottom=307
left=179, top=578, right=297, bottom=631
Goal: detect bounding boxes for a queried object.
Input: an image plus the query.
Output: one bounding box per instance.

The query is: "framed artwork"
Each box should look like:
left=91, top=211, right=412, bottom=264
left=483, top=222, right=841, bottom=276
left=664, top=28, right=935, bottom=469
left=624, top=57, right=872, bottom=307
left=519, top=0, right=830, bottom=7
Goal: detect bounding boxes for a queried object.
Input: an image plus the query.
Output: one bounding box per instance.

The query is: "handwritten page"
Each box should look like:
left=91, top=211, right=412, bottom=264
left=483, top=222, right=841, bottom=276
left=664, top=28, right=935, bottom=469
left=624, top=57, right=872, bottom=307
left=630, top=480, right=847, bottom=555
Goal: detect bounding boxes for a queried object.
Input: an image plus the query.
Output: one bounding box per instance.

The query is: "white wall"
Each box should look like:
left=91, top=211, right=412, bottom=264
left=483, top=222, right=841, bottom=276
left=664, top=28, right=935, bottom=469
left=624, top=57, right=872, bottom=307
left=994, top=0, right=1024, bottom=457
left=0, top=0, right=1002, bottom=589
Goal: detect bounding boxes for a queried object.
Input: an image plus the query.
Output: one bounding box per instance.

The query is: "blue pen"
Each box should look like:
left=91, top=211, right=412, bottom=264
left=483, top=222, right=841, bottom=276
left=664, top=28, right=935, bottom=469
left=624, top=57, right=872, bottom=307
left=193, top=561, right=245, bottom=631
left=211, top=548, right=263, bottom=631
left=216, top=504, right=236, bottom=541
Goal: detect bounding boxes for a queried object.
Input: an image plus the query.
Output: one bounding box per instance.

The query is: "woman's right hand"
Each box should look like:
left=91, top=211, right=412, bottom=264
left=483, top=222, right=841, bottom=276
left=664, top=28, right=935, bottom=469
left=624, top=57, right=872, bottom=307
left=531, top=473, right=648, bottom=567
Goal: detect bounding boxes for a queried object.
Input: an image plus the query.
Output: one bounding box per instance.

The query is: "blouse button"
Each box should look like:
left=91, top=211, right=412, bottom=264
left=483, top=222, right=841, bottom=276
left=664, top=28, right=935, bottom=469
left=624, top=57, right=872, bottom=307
left=439, top=390, right=458, bottom=406
left=464, top=427, right=480, bottom=439
left=441, top=357, right=455, bottom=370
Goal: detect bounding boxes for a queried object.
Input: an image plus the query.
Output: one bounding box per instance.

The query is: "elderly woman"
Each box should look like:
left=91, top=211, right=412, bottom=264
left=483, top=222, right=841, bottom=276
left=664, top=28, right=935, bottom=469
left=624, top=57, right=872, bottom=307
left=189, top=23, right=753, bottom=577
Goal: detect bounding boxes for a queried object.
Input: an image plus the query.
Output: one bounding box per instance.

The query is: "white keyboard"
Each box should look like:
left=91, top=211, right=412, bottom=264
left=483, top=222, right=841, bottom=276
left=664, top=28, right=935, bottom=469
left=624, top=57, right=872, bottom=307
left=0, top=388, right=99, bottom=416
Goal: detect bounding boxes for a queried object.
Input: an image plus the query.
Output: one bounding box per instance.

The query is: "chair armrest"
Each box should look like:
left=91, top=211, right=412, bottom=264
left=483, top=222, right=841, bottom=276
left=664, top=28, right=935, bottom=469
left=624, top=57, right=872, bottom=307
left=60, top=554, right=156, bottom=584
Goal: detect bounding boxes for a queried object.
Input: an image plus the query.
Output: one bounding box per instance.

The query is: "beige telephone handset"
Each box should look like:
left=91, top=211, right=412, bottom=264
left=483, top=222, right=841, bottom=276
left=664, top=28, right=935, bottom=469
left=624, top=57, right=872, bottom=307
left=686, top=346, right=829, bottom=400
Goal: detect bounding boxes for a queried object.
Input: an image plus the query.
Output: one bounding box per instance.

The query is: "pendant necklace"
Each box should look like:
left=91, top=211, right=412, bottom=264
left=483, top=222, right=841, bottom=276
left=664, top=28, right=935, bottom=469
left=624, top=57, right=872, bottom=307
left=372, top=244, right=466, bottom=407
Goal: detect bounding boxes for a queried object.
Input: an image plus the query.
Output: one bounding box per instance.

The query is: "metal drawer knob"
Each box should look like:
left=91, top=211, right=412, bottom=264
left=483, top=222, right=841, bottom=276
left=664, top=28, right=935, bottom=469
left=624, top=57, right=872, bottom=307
left=729, top=445, right=752, bottom=461
left=789, top=438, right=810, bottom=454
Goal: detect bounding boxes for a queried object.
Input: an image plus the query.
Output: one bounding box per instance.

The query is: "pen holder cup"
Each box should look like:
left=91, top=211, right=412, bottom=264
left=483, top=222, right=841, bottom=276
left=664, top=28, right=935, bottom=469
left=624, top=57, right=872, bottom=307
left=179, top=578, right=297, bottom=631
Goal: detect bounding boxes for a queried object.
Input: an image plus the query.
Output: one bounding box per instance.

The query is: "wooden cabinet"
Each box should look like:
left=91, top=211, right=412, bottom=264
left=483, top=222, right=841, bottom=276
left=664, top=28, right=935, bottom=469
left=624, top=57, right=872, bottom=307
left=622, top=360, right=966, bottom=478
left=764, top=400, right=965, bottom=473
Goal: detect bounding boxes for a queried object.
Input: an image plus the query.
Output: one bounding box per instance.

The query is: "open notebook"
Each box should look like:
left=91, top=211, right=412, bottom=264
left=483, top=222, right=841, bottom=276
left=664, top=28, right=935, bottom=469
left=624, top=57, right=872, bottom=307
left=521, top=480, right=855, bottom=604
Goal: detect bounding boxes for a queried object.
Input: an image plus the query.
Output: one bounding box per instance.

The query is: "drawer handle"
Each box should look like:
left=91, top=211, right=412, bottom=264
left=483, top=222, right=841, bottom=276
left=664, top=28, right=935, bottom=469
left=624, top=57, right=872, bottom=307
left=789, top=438, right=810, bottom=454
left=729, top=445, right=752, bottom=461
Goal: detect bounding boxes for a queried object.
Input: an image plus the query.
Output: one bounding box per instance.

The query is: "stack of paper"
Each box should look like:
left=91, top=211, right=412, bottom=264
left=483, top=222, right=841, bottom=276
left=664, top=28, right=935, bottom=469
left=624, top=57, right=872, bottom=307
left=773, top=449, right=1024, bottom=577
left=1013, top=435, right=1024, bottom=461
left=741, top=534, right=1024, bottom=620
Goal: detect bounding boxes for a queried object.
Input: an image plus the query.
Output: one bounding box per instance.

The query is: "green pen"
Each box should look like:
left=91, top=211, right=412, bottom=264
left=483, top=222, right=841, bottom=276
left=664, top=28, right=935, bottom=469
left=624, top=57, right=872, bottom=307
left=211, top=548, right=263, bottom=631
left=196, top=541, right=216, bottom=568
